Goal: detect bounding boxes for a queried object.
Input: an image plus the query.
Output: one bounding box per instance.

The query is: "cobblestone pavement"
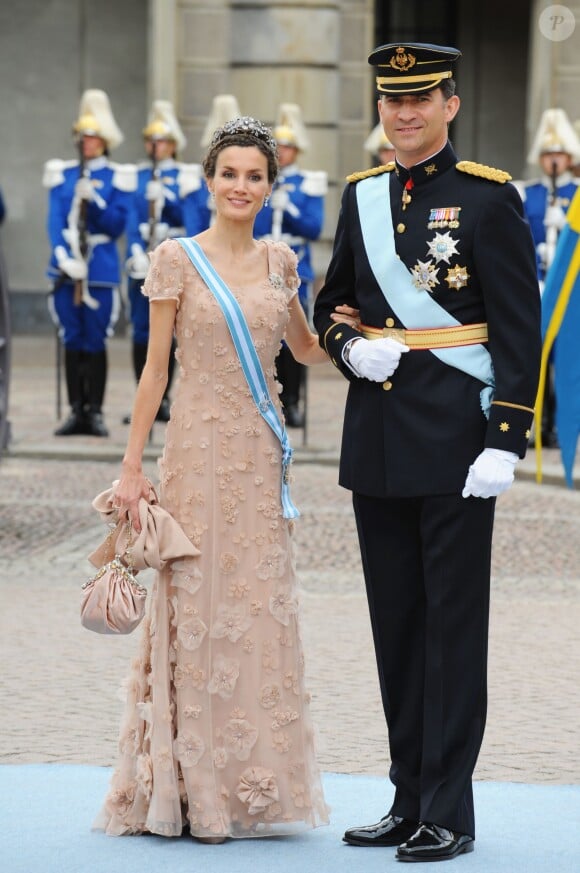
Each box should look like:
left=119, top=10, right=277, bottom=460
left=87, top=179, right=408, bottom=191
left=0, top=337, right=578, bottom=784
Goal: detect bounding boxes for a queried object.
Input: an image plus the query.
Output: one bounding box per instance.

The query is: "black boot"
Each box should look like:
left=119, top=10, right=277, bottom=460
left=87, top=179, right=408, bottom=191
left=54, top=401, right=86, bottom=436
left=54, top=349, right=87, bottom=436
left=84, top=351, right=109, bottom=437
left=85, top=407, right=109, bottom=437
left=122, top=342, right=148, bottom=424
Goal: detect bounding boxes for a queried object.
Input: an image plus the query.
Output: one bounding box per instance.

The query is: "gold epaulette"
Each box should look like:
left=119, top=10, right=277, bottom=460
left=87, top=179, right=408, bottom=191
left=346, top=162, right=396, bottom=183
left=456, top=160, right=512, bottom=184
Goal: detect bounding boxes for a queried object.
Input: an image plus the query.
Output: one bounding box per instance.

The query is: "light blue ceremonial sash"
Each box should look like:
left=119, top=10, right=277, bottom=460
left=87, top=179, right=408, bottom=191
left=177, top=237, right=299, bottom=519
left=356, top=173, right=495, bottom=415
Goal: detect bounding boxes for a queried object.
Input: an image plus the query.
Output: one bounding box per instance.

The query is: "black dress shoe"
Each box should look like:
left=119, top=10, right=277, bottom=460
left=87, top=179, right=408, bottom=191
left=85, top=409, right=109, bottom=437
left=343, top=814, right=419, bottom=847
left=54, top=410, right=86, bottom=436
left=283, top=404, right=305, bottom=428
left=396, top=823, right=474, bottom=862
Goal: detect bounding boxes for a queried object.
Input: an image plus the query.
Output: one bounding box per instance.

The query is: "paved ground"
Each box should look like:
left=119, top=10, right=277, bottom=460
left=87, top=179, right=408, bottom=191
left=0, top=335, right=579, bottom=785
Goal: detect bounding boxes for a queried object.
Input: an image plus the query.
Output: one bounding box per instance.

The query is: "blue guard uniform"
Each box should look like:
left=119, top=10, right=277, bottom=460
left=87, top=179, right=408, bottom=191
left=123, top=100, right=210, bottom=423
left=515, top=107, right=580, bottom=447
left=182, top=171, right=211, bottom=237
left=518, top=172, right=579, bottom=280
left=254, top=103, right=327, bottom=428
left=126, top=160, right=208, bottom=346
left=254, top=163, right=326, bottom=305
left=44, top=88, right=135, bottom=437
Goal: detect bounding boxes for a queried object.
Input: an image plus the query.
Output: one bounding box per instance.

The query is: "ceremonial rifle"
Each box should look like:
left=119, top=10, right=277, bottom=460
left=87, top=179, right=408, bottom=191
left=544, top=159, right=560, bottom=272
left=74, top=137, right=90, bottom=306
left=147, top=139, right=160, bottom=252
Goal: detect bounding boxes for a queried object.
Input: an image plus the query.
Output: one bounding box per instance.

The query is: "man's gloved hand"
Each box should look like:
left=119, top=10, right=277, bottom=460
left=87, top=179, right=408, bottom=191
left=269, top=187, right=300, bottom=218
left=75, top=177, right=95, bottom=202
left=55, top=245, right=87, bottom=280
left=269, top=188, right=290, bottom=212
left=544, top=204, right=567, bottom=232
left=348, top=337, right=410, bottom=381
left=146, top=179, right=165, bottom=207
left=462, top=448, right=518, bottom=499
left=127, top=243, right=150, bottom=278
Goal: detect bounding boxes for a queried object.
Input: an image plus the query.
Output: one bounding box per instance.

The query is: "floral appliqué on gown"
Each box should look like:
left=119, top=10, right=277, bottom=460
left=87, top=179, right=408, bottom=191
left=94, top=239, right=330, bottom=839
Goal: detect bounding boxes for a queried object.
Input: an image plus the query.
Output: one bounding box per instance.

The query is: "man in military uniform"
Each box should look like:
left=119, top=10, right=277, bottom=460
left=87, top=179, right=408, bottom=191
left=45, top=89, right=136, bottom=437
left=314, top=43, right=541, bottom=862
left=124, top=100, right=203, bottom=423
left=254, top=103, right=327, bottom=428
left=515, top=108, right=580, bottom=448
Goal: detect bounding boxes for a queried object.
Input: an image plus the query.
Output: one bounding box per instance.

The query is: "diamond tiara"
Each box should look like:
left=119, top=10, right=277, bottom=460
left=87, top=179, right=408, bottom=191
left=211, top=116, right=277, bottom=153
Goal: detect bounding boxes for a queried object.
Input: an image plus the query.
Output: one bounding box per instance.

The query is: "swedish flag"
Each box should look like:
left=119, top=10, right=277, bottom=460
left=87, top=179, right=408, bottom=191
left=536, top=187, right=580, bottom=485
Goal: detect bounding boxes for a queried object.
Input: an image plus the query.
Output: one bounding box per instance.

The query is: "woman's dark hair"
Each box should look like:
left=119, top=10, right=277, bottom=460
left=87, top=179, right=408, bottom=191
left=203, top=117, right=279, bottom=183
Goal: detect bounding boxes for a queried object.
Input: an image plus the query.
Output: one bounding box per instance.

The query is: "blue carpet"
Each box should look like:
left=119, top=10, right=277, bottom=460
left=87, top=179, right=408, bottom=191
left=1, top=765, right=578, bottom=872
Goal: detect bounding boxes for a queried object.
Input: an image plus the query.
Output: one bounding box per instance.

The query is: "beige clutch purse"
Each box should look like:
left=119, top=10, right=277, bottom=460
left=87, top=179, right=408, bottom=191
left=81, top=522, right=147, bottom=635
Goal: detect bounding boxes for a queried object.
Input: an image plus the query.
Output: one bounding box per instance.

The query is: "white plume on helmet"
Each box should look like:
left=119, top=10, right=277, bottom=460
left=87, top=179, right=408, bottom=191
left=527, top=108, right=580, bottom=165
left=274, top=103, right=310, bottom=153
left=73, top=89, right=124, bottom=152
left=200, top=95, right=242, bottom=147
left=143, top=100, right=187, bottom=153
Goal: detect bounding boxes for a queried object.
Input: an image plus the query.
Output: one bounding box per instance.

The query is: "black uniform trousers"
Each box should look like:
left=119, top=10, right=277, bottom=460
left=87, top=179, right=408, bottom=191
left=352, top=491, right=496, bottom=838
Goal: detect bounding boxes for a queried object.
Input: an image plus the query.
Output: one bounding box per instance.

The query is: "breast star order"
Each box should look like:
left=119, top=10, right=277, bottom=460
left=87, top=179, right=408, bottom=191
left=411, top=259, right=439, bottom=292
left=445, top=264, right=470, bottom=290
left=427, top=231, right=459, bottom=264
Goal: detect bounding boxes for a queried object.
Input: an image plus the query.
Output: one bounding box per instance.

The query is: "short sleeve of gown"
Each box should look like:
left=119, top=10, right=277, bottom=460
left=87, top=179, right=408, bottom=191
left=270, top=241, right=300, bottom=303
left=142, top=239, right=184, bottom=307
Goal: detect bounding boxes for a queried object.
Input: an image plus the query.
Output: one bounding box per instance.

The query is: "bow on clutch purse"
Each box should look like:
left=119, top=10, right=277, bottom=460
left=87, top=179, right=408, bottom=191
left=81, top=521, right=147, bottom=635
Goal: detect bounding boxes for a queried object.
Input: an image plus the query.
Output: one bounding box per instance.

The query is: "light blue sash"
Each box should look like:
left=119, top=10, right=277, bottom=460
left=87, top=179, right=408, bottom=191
left=356, top=173, right=495, bottom=415
left=177, top=237, right=299, bottom=519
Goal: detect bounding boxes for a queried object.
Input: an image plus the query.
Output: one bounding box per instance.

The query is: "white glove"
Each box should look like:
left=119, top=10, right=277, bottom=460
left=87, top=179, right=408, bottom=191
left=269, top=188, right=290, bottom=212
left=146, top=179, right=165, bottom=206
left=348, top=337, right=410, bottom=381
left=544, top=204, right=566, bottom=231
left=138, top=221, right=169, bottom=245
left=75, top=177, right=94, bottom=202
left=127, top=243, right=150, bottom=277
left=462, top=448, right=518, bottom=499
left=269, top=187, right=300, bottom=218
left=55, top=245, right=87, bottom=280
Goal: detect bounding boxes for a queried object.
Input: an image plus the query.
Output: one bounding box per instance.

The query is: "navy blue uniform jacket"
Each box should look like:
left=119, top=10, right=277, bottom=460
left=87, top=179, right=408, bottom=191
left=313, top=142, right=541, bottom=498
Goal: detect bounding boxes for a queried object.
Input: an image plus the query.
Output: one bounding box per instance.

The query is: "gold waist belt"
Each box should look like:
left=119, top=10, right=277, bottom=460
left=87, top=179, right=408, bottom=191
left=360, top=322, right=488, bottom=350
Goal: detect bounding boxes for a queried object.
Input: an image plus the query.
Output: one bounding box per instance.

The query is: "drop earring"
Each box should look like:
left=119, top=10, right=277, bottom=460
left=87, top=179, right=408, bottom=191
left=264, top=195, right=270, bottom=207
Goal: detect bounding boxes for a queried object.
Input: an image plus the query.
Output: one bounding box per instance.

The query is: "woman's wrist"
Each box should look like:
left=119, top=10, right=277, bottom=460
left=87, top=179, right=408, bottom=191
left=122, top=457, right=143, bottom=474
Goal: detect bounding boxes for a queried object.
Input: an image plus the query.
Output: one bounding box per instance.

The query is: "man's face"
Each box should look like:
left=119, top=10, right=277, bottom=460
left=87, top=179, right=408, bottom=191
left=81, top=135, right=106, bottom=159
left=277, top=144, right=298, bottom=168
left=539, top=151, right=572, bottom=177
left=145, top=138, right=176, bottom=160
left=377, top=88, right=460, bottom=166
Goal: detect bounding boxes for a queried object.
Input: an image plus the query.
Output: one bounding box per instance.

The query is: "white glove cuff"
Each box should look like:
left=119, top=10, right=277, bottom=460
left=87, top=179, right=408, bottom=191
left=484, top=448, right=518, bottom=465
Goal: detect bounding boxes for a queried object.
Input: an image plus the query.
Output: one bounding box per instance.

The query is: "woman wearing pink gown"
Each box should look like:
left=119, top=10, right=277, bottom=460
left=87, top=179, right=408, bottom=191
left=94, top=117, right=357, bottom=842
